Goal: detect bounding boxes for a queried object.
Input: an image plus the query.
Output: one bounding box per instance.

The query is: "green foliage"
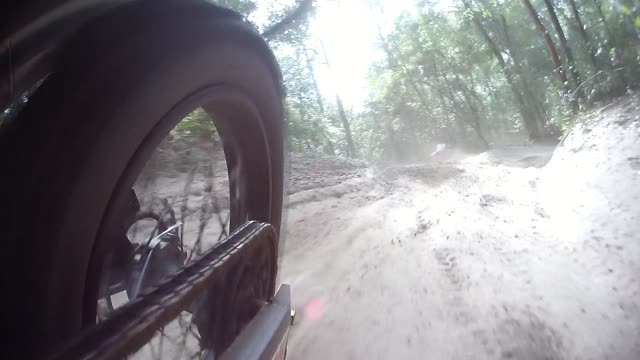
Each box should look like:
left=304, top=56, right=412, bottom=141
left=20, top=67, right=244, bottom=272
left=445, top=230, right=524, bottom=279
left=213, top=0, right=257, bottom=16
left=175, top=108, right=217, bottom=140
left=214, top=0, right=639, bottom=162
left=359, top=0, right=639, bottom=160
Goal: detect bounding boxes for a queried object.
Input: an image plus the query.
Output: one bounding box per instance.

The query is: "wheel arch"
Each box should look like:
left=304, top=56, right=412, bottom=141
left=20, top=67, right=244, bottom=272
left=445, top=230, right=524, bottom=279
left=0, top=0, right=246, bottom=111
left=0, top=1, right=284, bottom=357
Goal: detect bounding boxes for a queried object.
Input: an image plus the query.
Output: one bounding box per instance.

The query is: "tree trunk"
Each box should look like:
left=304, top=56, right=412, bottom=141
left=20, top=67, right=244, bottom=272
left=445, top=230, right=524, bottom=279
left=464, top=4, right=541, bottom=140
left=521, top=0, right=576, bottom=111
left=433, top=50, right=491, bottom=147
left=443, top=88, right=469, bottom=144
left=432, top=62, right=468, bottom=144
left=420, top=60, right=471, bottom=144
left=377, top=27, right=431, bottom=114
left=592, top=0, right=615, bottom=46
left=303, top=47, right=325, bottom=113
left=262, top=0, right=313, bottom=41
left=319, top=41, right=357, bottom=158
left=321, top=130, right=335, bottom=155
left=383, top=115, right=399, bottom=162
left=566, top=0, right=599, bottom=68
left=542, top=0, right=585, bottom=100
left=461, top=92, right=490, bottom=149
left=451, top=73, right=490, bottom=148
left=334, top=95, right=356, bottom=158
left=591, top=0, right=628, bottom=92
left=500, top=15, right=547, bottom=136
left=431, top=62, right=457, bottom=132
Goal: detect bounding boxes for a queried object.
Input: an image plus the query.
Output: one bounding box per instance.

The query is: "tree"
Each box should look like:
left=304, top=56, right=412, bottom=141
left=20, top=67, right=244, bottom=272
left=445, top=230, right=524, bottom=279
left=318, top=41, right=358, bottom=157
left=541, top=0, right=585, bottom=100
left=521, top=0, right=576, bottom=110
left=566, top=0, right=599, bottom=68
left=262, top=0, right=314, bottom=41
left=462, top=0, right=544, bottom=139
left=215, top=0, right=640, bottom=162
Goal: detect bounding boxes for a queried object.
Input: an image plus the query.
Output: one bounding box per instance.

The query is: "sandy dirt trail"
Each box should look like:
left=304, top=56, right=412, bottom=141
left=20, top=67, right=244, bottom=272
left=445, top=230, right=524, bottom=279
left=279, top=97, right=640, bottom=359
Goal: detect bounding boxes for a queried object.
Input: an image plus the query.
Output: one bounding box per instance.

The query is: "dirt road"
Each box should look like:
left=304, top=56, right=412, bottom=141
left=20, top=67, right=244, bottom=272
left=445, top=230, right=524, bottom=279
left=279, top=97, right=640, bottom=359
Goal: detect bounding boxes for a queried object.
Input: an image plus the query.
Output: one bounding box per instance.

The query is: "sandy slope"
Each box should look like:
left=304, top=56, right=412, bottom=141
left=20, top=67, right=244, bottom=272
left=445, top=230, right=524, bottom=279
left=278, top=96, right=640, bottom=359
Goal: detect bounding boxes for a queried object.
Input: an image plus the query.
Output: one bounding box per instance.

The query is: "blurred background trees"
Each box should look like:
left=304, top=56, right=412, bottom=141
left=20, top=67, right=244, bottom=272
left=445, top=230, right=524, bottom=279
left=209, top=0, right=640, bottom=162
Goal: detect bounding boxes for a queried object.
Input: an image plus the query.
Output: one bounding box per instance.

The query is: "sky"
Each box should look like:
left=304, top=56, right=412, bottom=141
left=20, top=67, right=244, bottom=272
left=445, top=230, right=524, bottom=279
left=250, top=0, right=456, bottom=111
left=308, top=0, right=418, bottom=110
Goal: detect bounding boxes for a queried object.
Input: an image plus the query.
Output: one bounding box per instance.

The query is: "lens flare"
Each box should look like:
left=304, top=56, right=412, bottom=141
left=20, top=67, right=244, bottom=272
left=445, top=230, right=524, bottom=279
left=305, top=298, right=324, bottom=321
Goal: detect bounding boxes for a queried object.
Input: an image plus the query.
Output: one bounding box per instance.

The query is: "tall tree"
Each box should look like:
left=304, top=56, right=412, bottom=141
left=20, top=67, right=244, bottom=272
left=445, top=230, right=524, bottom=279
left=319, top=41, right=357, bottom=157
left=462, top=0, right=543, bottom=139
left=262, top=0, right=314, bottom=41
left=566, top=0, right=598, bottom=68
left=432, top=49, right=490, bottom=147
left=541, top=0, right=585, bottom=100
left=520, top=0, right=577, bottom=111
left=499, top=14, right=548, bottom=133
left=376, top=26, right=431, bottom=114
left=591, top=0, right=615, bottom=46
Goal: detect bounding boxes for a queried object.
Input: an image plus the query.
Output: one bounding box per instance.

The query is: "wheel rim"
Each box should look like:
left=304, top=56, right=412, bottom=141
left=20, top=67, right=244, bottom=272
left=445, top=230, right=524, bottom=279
left=87, top=85, right=276, bottom=357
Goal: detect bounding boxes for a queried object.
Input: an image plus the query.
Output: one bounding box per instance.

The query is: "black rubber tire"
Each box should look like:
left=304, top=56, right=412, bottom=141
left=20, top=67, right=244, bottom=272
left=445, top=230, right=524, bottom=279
left=0, top=1, right=284, bottom=357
